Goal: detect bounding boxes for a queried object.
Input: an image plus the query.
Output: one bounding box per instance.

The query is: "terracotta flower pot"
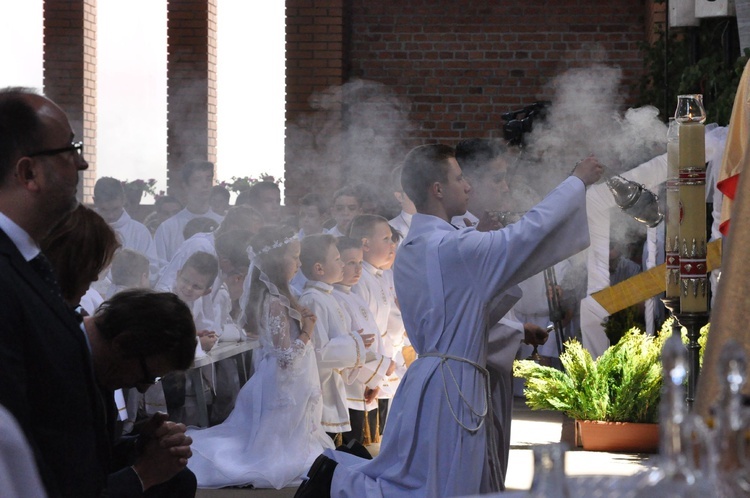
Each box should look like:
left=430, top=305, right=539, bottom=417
left=576, top=420, right=659, bottom=453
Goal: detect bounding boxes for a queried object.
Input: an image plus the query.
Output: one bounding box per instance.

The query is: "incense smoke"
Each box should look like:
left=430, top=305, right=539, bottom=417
left=519, top=64, right=667, bottom=194
left=286, top=79, right=415, bottom=216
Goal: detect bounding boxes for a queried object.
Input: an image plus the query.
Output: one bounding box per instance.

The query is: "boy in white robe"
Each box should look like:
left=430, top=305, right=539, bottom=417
left=165, top=251, right=219, bottom=426
left=209, top=185, right=230, bottom=217
left=154, top=205, right=261, bottom=293
left=298, top=192, right=328, bottom=239
left=325, top=187, right=361, bottom=238
left=349, top=216, right=406, bottom=409
left=190, top=232, right=255, bottom=425
left=235, top=181, right=282, bottom=225
left=106, top=248, right=150, bottom=299
left=349, top=216, right=395, bottom=339
left=290, top=193, right=329, bottom=294
left=295, top=144, right=603, bottom=497
left=143, top=195, right=183, bottom=235
left=299, top=234, right=368, bottom=438
left=332, top=237, right=394, bottom=446
left=93, top=177, right=161, bottom=283
left=154, top=160, right=224, bottom=264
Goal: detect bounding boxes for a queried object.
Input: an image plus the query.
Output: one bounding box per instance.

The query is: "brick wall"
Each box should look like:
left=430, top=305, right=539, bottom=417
left=285, top=0, right=347, bottom=204
left=348, top=0, right=648, bottom=144
left=645, top=0, right=667, bottom=45
left=39, top=1, right=657, bottom=209
left=284, top=0, right=654, bottom=204
left=43, top=0, right=97, bottom=203
left=166, top=0, right=218, bottom=201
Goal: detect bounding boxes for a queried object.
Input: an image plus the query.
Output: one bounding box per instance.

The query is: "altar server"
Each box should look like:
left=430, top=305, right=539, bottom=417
left=295, top=144, right=603, bottom=497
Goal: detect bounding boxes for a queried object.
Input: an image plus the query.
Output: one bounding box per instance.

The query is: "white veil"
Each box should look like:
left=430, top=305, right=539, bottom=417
left=237, top=234, right=301, bottom=335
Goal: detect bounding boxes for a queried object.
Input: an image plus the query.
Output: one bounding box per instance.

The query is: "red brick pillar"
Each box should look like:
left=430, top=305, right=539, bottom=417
left=166, top=0, right=217, bottom=200
left=645, top=0, right=667, bottom=45
left=285, top=0, right=348, bottom=204
left=43, top=0, right=97, bottom=203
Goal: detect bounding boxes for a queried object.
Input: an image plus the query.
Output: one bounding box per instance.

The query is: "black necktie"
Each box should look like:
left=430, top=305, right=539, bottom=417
left=29, top=252, right=63, bottom=299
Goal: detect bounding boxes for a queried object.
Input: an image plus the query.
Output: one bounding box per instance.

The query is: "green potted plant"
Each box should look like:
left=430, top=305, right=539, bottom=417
left=514, top=327, right=666, bottom=452
left=514, top=320, right=710, bottom=452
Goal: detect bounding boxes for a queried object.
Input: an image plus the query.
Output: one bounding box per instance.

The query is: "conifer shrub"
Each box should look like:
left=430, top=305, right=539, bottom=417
left=513, top=320, right=709, bottom=423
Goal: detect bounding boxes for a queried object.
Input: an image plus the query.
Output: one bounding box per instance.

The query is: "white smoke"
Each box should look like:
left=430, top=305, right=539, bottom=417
left=511, top=64, right=669, bottom=273
left=519, top=64, right=667, bottom=197
left=286, top=79, right=415, bottom=215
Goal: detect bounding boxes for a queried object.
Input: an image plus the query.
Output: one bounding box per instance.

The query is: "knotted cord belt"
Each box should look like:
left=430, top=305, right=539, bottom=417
left=419, top=352, right=502, bottom=491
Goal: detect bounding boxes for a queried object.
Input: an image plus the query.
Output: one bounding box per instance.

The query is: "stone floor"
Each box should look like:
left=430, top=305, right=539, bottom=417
left=196, top=398, right=654, bottom=497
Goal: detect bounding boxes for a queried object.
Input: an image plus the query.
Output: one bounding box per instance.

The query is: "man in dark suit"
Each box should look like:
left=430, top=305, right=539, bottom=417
left=0, top=87, right=109, bottom=497
left=82, top=289, right=197, bottom=497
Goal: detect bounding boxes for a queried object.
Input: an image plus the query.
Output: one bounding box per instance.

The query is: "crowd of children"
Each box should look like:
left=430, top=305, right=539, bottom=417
left=86, top=163, right=415, bottom=489
left=87, top=137, right=587, bottom=495
left=72, top=131, right=602, bottom=498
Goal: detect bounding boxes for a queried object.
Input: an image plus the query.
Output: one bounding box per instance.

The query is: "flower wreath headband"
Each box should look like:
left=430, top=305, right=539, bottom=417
left=239, top=233, right=302, bottom=330
left=247, top=234, right=299, bottom=260
left=248, top=234, right=299, bottom=258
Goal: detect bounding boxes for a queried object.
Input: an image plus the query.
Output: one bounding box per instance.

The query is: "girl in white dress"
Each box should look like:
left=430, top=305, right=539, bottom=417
left=186, top=226, right=334, bottom=489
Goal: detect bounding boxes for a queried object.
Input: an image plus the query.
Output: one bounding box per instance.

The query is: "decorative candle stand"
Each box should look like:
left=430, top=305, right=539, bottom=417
left=674, top=311, right=709, bottom=407
left=674, top=94, right=708, bottom=409
left=659, top=297, right=704, bottom=406
left=656, top=95, right=711, bottom=410
left=665, top=119, right=681, bottom=299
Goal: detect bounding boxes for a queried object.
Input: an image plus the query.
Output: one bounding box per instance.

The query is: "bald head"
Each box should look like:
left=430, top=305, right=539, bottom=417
left=0, top=88, right=45, bottom=185
left=0, top=87, right=88, bottom=239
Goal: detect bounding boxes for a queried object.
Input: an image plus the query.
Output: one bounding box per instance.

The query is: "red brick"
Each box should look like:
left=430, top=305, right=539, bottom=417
left=284, top=0, right=651, bottom=202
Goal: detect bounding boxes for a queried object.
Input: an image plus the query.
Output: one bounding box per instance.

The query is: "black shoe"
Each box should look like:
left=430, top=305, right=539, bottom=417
left=294, top=454, right=337, bottom=498
left=336, top=439, right=373, bottom=460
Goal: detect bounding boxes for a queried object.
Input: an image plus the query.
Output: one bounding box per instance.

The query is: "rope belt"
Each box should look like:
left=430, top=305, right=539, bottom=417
left=419, top=352, right=502, bottom=491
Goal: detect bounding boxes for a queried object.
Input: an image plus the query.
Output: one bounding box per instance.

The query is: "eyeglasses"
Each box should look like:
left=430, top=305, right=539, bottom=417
left=138, top=355, right=160, bottom=385
left=27, top=141, right=84, bottom=158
